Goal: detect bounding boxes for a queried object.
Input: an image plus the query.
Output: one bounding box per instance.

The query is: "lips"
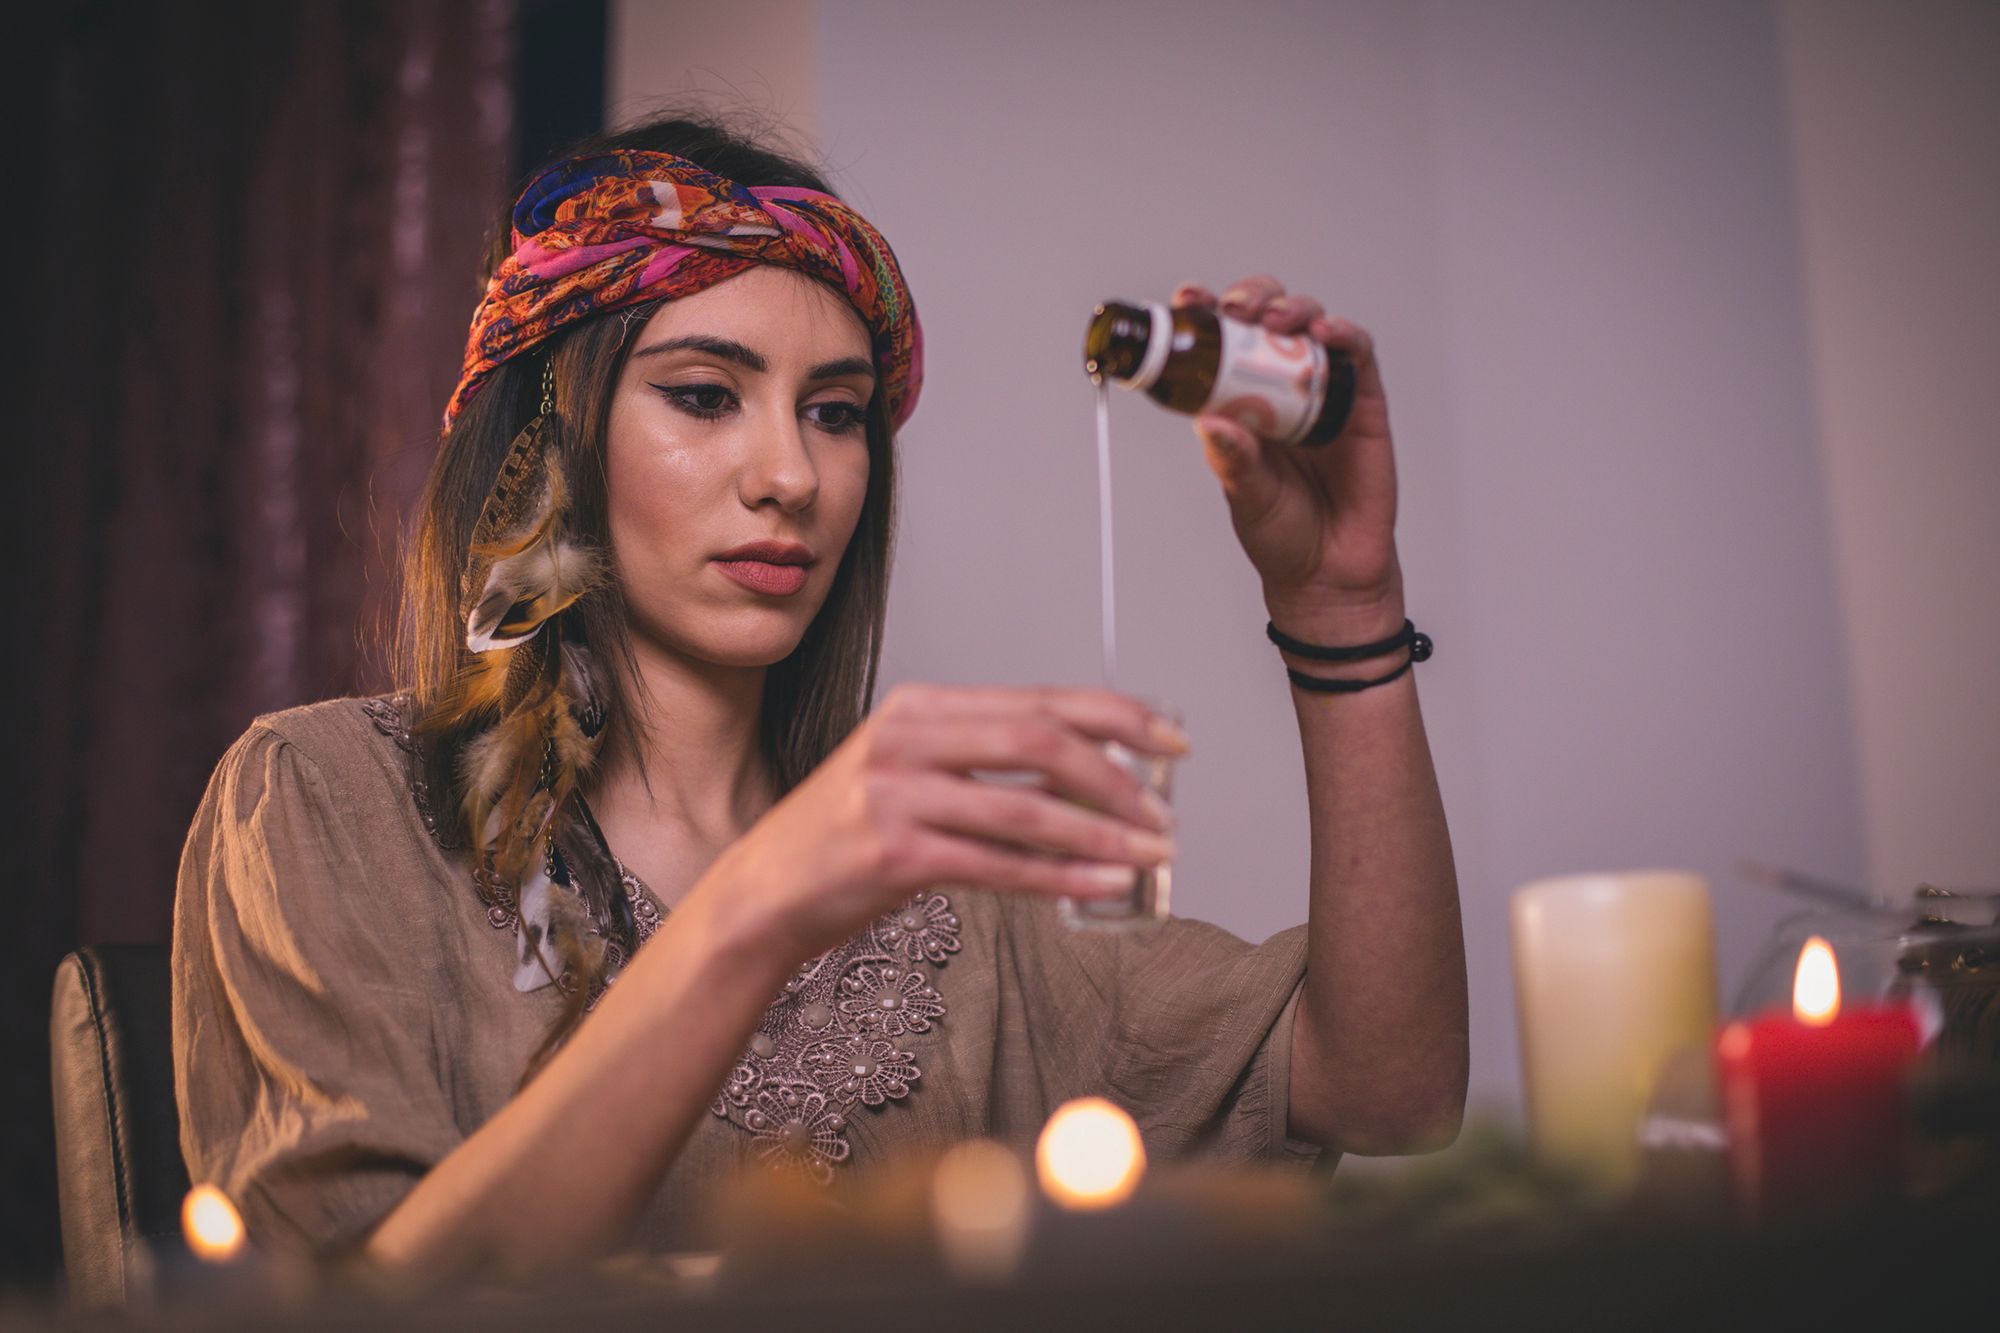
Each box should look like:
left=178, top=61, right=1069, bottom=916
left=715, top=540, right=815, bottom=565
left=713, top=559, right=810, bottom=596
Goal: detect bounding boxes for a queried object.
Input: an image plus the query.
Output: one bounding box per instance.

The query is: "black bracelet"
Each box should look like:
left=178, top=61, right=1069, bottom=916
left=1283, top=657, right=1414, bottom=693
left=1266, top=617, right=1430, bottom=662
left=1267, top=617, right=1433, bottom=694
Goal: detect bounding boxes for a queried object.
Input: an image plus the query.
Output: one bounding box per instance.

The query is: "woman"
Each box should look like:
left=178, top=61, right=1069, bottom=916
left=171, top=113, right=1467, bottom=1282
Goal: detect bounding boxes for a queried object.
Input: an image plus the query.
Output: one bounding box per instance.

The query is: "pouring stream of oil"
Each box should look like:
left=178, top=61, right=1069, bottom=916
left=1094, top=379, right=1117, bottom=688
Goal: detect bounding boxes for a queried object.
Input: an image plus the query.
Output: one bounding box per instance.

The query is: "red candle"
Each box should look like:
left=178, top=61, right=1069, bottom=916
left=1714, top=936, right=1920, bottom=1221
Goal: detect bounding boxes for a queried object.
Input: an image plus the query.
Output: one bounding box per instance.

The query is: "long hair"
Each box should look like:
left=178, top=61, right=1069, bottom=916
left=391, top=112, right=900, bottom=1075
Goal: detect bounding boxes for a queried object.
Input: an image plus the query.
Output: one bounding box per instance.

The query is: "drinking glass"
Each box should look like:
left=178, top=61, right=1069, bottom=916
left=1732, top=888, right=2000, bottom=1056
left=1057, top=698, right=1180, bottom=932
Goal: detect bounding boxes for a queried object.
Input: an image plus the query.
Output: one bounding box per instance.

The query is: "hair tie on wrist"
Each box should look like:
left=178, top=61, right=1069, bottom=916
left=1266, top=617, right=1433, bottom=694
left=1266, top=617, right=1431, bottom=662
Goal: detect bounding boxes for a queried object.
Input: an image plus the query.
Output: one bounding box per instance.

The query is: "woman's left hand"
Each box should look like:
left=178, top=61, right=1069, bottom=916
left=1176, top=275, right=1404, bottom=642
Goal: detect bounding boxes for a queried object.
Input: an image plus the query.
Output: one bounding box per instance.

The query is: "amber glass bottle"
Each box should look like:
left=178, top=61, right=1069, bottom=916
left=1083, top=299, right=1356, bottom=447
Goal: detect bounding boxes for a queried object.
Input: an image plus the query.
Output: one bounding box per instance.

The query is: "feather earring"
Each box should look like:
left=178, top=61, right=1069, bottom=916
left=450, top=356, right=609, bottom=896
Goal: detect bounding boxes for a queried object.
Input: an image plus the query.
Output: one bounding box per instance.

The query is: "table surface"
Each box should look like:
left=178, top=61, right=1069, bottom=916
left=9, top=1195, right=1992, bottom=1331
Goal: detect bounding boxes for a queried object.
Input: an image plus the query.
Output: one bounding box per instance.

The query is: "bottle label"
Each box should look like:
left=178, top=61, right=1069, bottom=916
left=1203, top=317, right=1328, bottom=446
left=1127, top=303, right=1175, bottom=391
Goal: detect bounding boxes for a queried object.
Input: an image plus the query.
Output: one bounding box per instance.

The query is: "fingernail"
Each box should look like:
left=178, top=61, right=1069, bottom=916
left=1085, top=864, right=1135, bottom=895
left=1139, top=787, right=1176, bottom=831
left=1150, top=716, right=1192, bottom=752
left=1221, top=288, right=1251, bottom=310
left=1196, top=414, right=1233, bottom=444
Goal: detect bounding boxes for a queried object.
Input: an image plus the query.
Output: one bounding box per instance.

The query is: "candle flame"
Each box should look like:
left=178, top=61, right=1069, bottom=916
left=1792, top=935, right=1841, bottom=1026
left=181, top=1183, right=245, bottom=1263
left=930, top=1140, right=1032, bottom=1282
left=1036, top=1096, right=1145, bottom=1210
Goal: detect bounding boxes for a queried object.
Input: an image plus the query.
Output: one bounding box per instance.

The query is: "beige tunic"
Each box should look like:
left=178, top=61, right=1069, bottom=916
left=171, top=696, right=1324, bottom=1259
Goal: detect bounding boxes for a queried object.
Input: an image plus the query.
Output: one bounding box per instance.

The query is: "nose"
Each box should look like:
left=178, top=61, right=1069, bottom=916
left=739, top=399, right=819, bottom=513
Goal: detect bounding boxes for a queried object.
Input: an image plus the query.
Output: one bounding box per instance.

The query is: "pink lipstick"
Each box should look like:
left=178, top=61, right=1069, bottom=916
left=713, top=560, right=810, bottom=595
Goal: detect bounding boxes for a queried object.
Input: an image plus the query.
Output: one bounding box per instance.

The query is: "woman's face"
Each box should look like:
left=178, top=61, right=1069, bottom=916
left=603, top=266, right=876, bottom=668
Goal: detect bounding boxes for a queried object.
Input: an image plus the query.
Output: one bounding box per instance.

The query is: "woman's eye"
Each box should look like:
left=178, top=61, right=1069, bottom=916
left=654, top=384, right=863, bottom=433
left=806, top=401, right=867, bottom=434
left=657, top=383, right=736, bottom=418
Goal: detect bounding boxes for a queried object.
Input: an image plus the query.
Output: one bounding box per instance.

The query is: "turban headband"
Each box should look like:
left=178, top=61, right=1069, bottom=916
left=445, top=149, right=924, bottom=430
left=431, top=151, right=923, bottom=1011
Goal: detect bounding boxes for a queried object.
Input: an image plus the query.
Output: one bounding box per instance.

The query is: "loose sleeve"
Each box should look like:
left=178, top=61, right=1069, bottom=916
left=1001, top=896, right=1329, bottom=1172
left=172, top=724, right=463, bottom=1258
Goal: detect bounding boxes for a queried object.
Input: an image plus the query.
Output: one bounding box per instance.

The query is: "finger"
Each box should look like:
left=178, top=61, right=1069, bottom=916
left=883, top=683, right=1189, bottom=757
left=902, top=826, right=1141, bottom=901
left=1218, top=274, right=1287, bottom=322
left=1308, top=314, right=1376, bottom=366
left=903, top=770, right=1175, bottom=869
left=1308, top=314, right=1388, bottom=411
left=1171, top=281, right=1218, bottom=311
left=1262, top=293, right=1325, bottom=335
left=874, top=713, right=1173, bottom=833
left=1194, top=411, right=1285, bottom=513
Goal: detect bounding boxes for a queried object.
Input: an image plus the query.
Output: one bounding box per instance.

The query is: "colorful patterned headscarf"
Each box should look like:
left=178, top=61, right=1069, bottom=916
left=445, top=149, right=924, bottom=431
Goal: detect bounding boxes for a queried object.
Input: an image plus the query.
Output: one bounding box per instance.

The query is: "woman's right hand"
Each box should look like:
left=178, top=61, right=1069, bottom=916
left=694, top=683, right=1189, bottom=966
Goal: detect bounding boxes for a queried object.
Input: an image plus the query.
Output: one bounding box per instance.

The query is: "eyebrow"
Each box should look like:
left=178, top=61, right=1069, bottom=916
left=632, top=334, right=875, bottom=384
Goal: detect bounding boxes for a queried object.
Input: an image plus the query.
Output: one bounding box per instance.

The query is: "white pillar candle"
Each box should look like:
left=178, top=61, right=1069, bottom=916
left=1510, top=870, right=1718, bottom=1190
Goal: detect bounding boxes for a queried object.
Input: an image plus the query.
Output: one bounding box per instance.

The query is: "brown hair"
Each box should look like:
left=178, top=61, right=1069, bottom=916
left=391, top=112, right=899, bottom=1074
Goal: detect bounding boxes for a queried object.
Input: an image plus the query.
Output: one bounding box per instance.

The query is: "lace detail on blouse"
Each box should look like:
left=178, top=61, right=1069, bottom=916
left=710, top=892, right=962, bottom=1184
left=361, top=695, right=456, bottom=848
left=360, top=693, right=961, bottom=1183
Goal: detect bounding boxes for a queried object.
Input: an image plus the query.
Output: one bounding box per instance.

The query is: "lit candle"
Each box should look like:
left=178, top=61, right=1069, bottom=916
left=930, top=1139, right=1033, bottom=1282
left=1036, top=1096, right=1146, bottom=1210
left=1510, top=870, right=1718, bottom=1189
left=158, top=1181, right=302, bottom=1309
left=1715, top=936, right=1921, bottom=1220
left=181, top=1183, right=246, bottom=1264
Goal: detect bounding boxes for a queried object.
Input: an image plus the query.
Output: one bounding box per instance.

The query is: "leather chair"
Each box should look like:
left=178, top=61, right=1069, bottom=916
left=49, top=944, right=191, bottom=1308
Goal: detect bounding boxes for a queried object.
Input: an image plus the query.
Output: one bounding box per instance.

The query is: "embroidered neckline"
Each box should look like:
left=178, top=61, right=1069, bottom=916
left=363, top=693, right=655, bottom=969
left=713, top=890, right=961, bottom=1183
left=360, top=692, right=962, bottom=1183
left=361, top=695, right=456, bottom=847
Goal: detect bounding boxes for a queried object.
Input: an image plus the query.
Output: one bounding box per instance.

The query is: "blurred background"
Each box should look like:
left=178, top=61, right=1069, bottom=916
left=3, top=0, right=1994, bottom=1298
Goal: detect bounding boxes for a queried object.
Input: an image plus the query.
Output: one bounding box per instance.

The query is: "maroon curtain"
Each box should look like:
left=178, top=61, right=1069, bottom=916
left=5, top=0, right=518, bottom=1290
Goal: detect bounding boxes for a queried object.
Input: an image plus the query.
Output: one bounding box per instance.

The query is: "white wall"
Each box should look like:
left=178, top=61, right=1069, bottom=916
left=1396, top=0, right=1865, bottom=1108
left=610, top=0, right=820, bottom=148
left=1778, top=0, right=2000, bottom=895
left=608, top=0, right=1995, bottom=1124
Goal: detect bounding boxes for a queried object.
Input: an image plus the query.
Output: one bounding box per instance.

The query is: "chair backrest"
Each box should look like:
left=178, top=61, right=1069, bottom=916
left=49, top=944, right=190, bottom=1309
